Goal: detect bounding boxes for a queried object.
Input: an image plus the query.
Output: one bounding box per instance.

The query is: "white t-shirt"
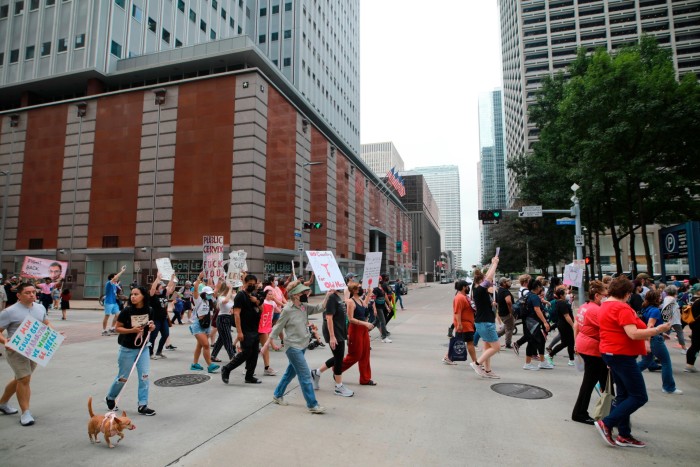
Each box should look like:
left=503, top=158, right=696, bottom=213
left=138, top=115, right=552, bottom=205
left=191, top=297, right=211, bottom=322
left=217, top=297, right=234, bottom=317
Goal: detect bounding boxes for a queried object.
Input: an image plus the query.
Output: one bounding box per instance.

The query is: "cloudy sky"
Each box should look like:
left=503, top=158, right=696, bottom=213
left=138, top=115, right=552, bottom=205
left=360, top=1, right=503, bottom=268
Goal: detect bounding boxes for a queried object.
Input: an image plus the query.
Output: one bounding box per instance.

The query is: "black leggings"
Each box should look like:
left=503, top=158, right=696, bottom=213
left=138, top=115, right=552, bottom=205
left=324, top=340, right=346, bottom=376
left=550, top=320, right=574, bottom=360
left=524, top=319, right=545, bottom=357
left=687, top=327, right=700, bottom=366
left=572, top=353, right=610, bottom=419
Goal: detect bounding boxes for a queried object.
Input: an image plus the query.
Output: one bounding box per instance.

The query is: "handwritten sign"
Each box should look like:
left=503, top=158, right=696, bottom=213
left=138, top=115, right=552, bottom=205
left=563, top=263, right=584, bottom=289
left=361, top=252, right=382, bottom=291
left=226, top=250, right=247, bottom=288
left=305, top=251, right=346, bottom=291
left=20, top=256, right=68, bottom=281
left=203, top=235, right=225, bottom=284
left=6, top=315, right=64, bottom=367
left=155, top=258, right=176, bottom=281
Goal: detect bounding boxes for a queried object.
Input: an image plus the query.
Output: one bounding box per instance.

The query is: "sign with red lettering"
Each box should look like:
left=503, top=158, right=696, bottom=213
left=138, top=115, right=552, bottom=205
left=6, top=315, right=64, bottom=367
left=202, top=235, right=225, bottom=285
left=305, top=251, right=346, bottom=291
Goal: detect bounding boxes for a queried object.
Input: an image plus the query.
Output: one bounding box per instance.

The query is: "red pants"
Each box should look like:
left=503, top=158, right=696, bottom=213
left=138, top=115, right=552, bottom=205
left=342, top=322, right=372, bottom=384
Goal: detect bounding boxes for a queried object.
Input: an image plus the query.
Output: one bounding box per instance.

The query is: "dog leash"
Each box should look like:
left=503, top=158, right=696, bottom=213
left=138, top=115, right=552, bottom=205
left=106, top=329, right=152, bottom=418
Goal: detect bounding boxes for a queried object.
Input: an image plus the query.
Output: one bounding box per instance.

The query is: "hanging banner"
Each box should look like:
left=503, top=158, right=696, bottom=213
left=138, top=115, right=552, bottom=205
left=20, top=257, right=68, bottom=282
left=305, top=251, right=346, bottom=291
left=6, top=315, right=65, bottom=367
left=203, top=235, right=225, bottom=284
left=361, top=252, right=383, bottom=291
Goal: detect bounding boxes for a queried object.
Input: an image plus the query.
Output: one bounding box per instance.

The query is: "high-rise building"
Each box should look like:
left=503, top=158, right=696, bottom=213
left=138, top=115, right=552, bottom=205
left=478, top=89, right=507, bottom=260
left=411, top=165, right=462, bottom=270
left=360, top=142, right=405, bottom=178
left=0, top=0, right=360, bottom=152
left=498, top=0, right=700, bottom=205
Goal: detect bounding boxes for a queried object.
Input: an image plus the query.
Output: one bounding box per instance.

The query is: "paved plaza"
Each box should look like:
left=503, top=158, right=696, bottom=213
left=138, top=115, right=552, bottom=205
left=0, top=285, right=697, bottom=466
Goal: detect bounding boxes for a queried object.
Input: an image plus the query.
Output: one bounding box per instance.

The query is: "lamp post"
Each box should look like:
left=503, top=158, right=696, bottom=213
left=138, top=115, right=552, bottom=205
left=67, top=102, right=87, bottom=282
left=424, top=245, right=431, bottom=282
left=298, top=161, right=324, bottom=278
left=0, top=114, right=19, bottom=274
left=149, top=90, right=166, bottom=281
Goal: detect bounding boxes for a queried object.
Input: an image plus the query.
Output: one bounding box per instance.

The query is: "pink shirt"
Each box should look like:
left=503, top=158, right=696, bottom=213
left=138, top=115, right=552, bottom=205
left=38, top=283, right=53, bottom=295
left=575, top=301, right=602, bottom=357
left=259, top=301, right=274, bottom=333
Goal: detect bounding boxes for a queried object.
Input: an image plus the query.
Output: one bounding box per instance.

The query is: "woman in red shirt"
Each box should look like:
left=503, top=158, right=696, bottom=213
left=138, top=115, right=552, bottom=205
left=571, top=280, right=608, bottom=425
left=443, top=280, right=477, bottom=365
left=594, top=277, right=671, bottom=448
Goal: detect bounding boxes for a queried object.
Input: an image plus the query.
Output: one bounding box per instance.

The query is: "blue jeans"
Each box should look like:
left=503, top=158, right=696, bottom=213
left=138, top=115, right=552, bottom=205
left=395, top=293, right=404, bottom=309
left=602, top=354, right=648, bottom=438
left=107, top=346, right=151, bottom=407
left=274, top=347, right=318, bottom=409
left=638, top=335, right=676, bottom=392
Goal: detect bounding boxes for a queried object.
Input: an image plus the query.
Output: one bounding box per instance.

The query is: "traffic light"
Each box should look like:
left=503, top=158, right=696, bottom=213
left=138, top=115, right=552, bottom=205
left=303, top=222, right=323, bottom=230
left=585, top=256, right=591, bottom=265
left=396, top=241, right=402, bottom=253
left=478, top=209, right=502, bottom=221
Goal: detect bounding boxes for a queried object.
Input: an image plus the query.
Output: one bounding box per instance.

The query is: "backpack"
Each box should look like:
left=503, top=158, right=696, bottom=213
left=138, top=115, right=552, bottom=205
left=681, top=304, right=695, bottom=325
left=513, top=293, right=528, bottom=320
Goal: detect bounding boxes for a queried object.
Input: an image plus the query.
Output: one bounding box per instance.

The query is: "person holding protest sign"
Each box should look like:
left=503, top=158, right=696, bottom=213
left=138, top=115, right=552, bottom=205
left=105, top=286, right=157, bottom=416
left=0, top=283, right=59, bottom=426
left=102, top=266, right=127, bottom=336
left=190, top=273, right=220, bottom=373
left=469, top=257, right=501, bottom=379
left=149, top=273, right=176, bottom=360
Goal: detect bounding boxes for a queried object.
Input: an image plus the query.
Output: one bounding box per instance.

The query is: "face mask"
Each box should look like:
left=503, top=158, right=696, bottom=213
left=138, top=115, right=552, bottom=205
left=274, top=280, right=278, bottom=286
left=206, top=294, right=213, bottom=300
left=246, top=285, right=256, bottom=293
left=357, top=288, right=364, bottom=296
left=300, top=294, right=308, bottom=303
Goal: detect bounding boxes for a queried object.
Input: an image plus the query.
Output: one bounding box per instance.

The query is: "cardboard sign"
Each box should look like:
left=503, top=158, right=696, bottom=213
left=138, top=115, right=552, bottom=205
left=361, top=252, right=383, bottom=290
left=20, top=257, right=68, bottom=282
left=226, top=250, right=247, bottom=288
left=305, top=251, right=346, bottom=291
left=130, top=314, right=149, bottom=328
left=563, top=263, right=584, bottom=288
left=203, top=235, right=225, bottom=284
left=6, top=315, right=64, bottom=367
left=155, top=258, right=176, bottom=281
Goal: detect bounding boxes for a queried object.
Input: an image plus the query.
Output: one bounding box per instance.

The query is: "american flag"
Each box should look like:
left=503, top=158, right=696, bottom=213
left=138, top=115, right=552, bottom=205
left=386, top=167, right=406, bottom=197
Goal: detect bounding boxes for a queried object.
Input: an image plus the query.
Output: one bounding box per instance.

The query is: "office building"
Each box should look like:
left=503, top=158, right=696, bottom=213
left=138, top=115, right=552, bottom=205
left=360, top=141, right=405, bottom=178
left=400, top=173, right=441, bottom=282
left=0, top=0, right=360, bottom=152
left=478, top=89, right=507, bottom=260
left=412, top=165, right=462, bottom=270
left=498, top=0, right=700, bottom=205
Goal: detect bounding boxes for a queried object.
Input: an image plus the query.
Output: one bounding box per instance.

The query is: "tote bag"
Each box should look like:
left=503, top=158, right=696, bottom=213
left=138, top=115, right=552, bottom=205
left=448, top=336, right=468, bottom=362
left=593, top=370, right=613, bottom=420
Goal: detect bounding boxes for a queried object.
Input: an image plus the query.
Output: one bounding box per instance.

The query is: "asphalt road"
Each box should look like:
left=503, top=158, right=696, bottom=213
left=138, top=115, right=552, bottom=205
left=0, top=284, right=697, bottom=466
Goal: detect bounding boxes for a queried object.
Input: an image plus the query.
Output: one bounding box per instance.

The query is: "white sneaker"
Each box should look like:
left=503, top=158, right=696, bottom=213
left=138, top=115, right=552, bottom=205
left=662, top=388, right=683, bottom=395
left=523, top=363, right=540, bottom=371
left=568, top=360, right=576, bottom=366
left=0, top=403, right=19, bottom=415
left=684, top=366, right=698, bottom=373
left=334, top=384, right=354, bottom=397
left=381, top=338, right=392, bottom=343
left=310, top=369, right=321, bottom=390
left=264, top=367, right=277, bottom=376
left=680, top=349, right=687, bottom=355
left=470, top=362, right=487, bottom=377
left=545, top=355, right=555, bottom=366
left=442, top=357, right=457, bottom=365
left=20, top=411, right=34, bottom=426
left=272, top=396, right=288, bottom=406
left=539, top=362, right=554, bottom=370
left=308, top=405, right=326, bottom=414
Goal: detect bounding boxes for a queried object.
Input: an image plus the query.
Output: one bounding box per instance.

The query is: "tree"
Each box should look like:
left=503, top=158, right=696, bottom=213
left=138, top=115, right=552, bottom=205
left=510, top=37, right=700, bottom=276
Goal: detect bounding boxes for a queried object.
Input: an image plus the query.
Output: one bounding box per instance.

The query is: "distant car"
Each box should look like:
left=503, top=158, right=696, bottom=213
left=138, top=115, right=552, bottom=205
left=387, top=280, right=408, bottom=295
left=440, top=276, right=449, bottom=284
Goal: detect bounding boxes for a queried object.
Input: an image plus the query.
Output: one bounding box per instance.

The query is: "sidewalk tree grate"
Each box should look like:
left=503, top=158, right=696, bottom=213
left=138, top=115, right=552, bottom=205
left=154, top=374, right=211, bottom=387
left=490, top=383, right=552, bottom=400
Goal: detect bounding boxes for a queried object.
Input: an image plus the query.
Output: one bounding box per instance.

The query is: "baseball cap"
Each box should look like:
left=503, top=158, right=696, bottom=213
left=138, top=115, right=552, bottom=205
left=345, top=272, right=357, bottom=282
left=636, top=273, right=650, bottom=280
left=202, top=286, right=214, bottom=294
left=288, top=283, right=311, bottom=296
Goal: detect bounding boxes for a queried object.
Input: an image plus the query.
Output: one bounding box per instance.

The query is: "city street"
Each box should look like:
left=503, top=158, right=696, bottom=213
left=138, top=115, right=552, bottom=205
left=0, top=284, right=697, bottom=466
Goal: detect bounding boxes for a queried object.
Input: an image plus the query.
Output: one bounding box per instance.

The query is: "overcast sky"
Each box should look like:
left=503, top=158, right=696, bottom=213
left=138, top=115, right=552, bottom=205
left=360, top=1, right=503, bottom=269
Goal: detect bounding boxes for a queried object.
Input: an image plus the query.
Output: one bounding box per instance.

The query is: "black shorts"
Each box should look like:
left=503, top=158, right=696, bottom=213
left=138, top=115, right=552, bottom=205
left=60, top=300, right=70, bottom=310
left=456, top=331, right=474, bottom=343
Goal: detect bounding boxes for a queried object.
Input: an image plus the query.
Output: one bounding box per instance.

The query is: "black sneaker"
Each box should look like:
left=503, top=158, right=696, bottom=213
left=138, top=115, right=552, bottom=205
left=166, top=345, right=177, bottom=351
left=138, top=405, right=156, bottom=416
left=105, top=397, right=117, bottom=411
left=245, top=377, right=262, bottom=384
left=221, top=366, right=231, bottom=384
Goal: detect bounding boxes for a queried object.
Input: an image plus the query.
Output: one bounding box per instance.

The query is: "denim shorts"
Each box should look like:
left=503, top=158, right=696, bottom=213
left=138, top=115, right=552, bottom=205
left=104, top=303, right=120, bottom=315
left=189, top=320, right=210, bottom=335
left=474, top=322, right=499, bottom=343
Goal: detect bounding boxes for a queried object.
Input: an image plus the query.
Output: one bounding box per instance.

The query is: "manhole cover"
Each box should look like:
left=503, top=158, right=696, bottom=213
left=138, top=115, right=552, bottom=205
left=491, top=383, right=552, bottom=400
left=154, top=374, right=211, bottom=387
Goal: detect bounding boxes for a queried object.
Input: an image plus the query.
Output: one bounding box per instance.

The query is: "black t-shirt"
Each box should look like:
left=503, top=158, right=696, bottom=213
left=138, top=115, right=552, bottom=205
left=473, top=283, right=495, bottom=323
left=373, top=286, right=386, bottom=306
left=554, top=300, right=573, bottom=326
left=525, top=293, right=543, bottom=320
left=233, top=290, right=260, bottom=333
left=496, top=287, right=513, bottom=317
left=323, top=293, right=348, bottom=342
left=116, top=305, right=154, bottom=349
left=4, top=284, right=18, bottom=306
left=628, top=293, right=643, bottom=313
left=149, top=290, right=169, bottom=321
left=690, top=298, right=700, bottom=331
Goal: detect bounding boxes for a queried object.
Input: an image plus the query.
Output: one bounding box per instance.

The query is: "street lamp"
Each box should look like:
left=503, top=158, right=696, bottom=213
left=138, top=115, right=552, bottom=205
left=0, top=114, right=19, bottom=273
left=298, top=161, right=324, bottom=278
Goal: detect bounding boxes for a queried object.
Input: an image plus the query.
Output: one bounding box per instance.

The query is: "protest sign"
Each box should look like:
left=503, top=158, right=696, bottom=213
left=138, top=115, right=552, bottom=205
left=155, top=258, right=176, bottom=281
left=305, top=251, right=346, bottom=291
left=6, top=315, right=64, bottom=367
left=226, top=250, right=247, bottom=288
left=203, top=235, right=225, bottom=284
left=361, top=252, right=383, bottom=290
left=20, top=257, right=68, bottom=282
left=563, top=263, right=584, bottom=288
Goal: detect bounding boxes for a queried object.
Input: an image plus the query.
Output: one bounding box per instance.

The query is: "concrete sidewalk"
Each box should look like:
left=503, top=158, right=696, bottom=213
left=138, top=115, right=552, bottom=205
left=0, top=285, right=697, bottom=466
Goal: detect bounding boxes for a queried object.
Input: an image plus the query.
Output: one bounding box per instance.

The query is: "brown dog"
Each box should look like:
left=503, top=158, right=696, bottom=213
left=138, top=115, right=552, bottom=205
left=87, top=397, right=135, bottom=448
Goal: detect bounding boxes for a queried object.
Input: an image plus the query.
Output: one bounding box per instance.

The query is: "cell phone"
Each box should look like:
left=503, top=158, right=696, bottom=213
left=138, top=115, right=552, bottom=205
left=495, top=247, right=500, bottom=257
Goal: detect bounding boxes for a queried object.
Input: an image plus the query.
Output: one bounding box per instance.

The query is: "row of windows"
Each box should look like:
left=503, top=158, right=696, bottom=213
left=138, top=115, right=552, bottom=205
left=258, top=29, right=292, bottom=43
left=260, top=2, right=292, bottom=16
left=1, top=0, right=70, bottom=18
left=0, top=33, right=84, bottom=65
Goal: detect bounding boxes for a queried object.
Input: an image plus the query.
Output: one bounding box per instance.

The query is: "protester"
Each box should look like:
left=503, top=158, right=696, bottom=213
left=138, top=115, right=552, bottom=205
left=37, top=278, right=54, bottom=311
left=571, top=280, right=609, bottom=425
left=60, top=287, right=71, bottom=321
left=0, top=276, right=6, bottom=311
left=522, top=279, right=552, bottom=371
left=371, top=277, right=391, bottom=343
left=512, top=274, right=532, bottom=355
left=189, top=274, right=220, bottom=373
left=444, top=279, right=477, bottom=365
left=257, top=288, right=277, bottom=376
left=3, top=276, right=19, bottom=308
left=182, top=281, right=194, bottom=320
left=637, top=289, right=682, bottom=395
left=149, top=273, right=176, bottom=360
left=496, top=277, right=515, bottom=349
left=594, top=276, right=671, bottom=448
left=105, top=286, right=157, bottom=416
left=469, top=257, right=501, bottom=379
left=340, top=282, right=377, bottom=385
left=102, top=266, right=127, bottom=336
left=394, top=278, right=405, bottom=310
left=628, top=280, right=644, bottom=314
left=0, top=283, right=58, bottom=426
left=547, top=288, right=575, bottom=366
left=211, top=283, right=236, bottom=363
left=662, top=285, right=686, bottom=354
left=684, top=283, right=700, bottom=373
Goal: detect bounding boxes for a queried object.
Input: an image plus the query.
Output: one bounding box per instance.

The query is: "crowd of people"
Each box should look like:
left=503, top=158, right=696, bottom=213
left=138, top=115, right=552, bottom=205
left=446, top=268, right=700, bottom=448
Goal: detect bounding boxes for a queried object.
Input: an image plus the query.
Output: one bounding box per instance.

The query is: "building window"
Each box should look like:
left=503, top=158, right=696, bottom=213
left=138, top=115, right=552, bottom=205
left=271, top=32, right=278, bottom=41
left=221, top=8, right=226, bottom=19
left=272, top=4, right=279, bottom=14
left=25, top=45, right=35, bottom=60
left=272, top=59, right=278, bottom=65
left=29, top=0, right=39, bottom=10
left=74, top=33, right=85, bottom=48
left=102, top=236, right=119, bottom=248
left=229, top=17, right=234, bottom=29
left=110, top=40, right=122, bottom=57
left=238, top=26, right=242, bottom=34
left=189, top=9, right=196, bottom=22
left=258, top=34, right=266, bottom=43
left=200, top=19, right=206, bottom=32
left=0, top=52, right=3, bottom=66
left=10, top=49, right=19, bottom=63
left=285, top=2, right=292, bottom=12
left=132, top=4, right=142, bottom=22
left=210, top=29, right=216, bottom=39
left=15, top=1, right=24, bottom=15
left=41, top=41, right=51, bottom=56
left=238, top=0, right=242, bottom=7
left=284, top=29, right=291, bottom=39
left=245, top=6, right=250, bottom=18
left=177, top=0, right=184, bottom=13
left=260, top=7, right=266, bottom=16
left=212, top=0, right=217, bottom=9
left=28, top=238, right=44, bottom=250
left=175, top=38, right=182, bottom=47
left=115, top=0, right=125, bottom=8
left=0, top=5, right=8, bottom=18
left=148, top=17, right=156, bottom=33
left=162, top=28, right=170, bottom=43
left=283, top=57, right=291, bottom=67
left=57, top=38, right=67, bottom=52
left=46, top=0, right=55, bottom=5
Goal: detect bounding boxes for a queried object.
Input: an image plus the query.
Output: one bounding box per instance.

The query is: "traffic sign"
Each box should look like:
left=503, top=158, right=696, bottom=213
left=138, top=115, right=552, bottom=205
left=297, top=241, right=304, bottom=251
left=556, top=218, right=576, bottom=226
left=574, top=235, right=584, bottom=247
left=518, top=205, right=542, bottom=218
left=482, top=220, right=499, bottom=225
left=294, top=232, right=302, bottom=238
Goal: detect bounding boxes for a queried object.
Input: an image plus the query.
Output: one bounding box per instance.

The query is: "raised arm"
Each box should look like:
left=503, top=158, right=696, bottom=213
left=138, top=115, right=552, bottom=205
left=150, top=272, right=162, bottom=296
left=484, top=257, right=499, bottom=283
